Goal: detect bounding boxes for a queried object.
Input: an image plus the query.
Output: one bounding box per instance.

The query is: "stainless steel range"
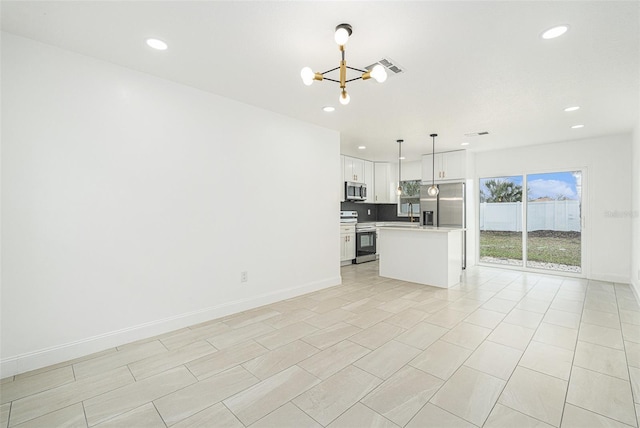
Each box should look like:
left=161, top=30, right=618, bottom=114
left=355, top=222, right=377, bottom=264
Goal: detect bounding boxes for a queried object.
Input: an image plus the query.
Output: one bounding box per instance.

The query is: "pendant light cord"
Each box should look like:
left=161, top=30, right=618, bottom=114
left=397, top=139, right=403, bottom=195
left=432, top=135, right=436, bottom=186
left=399, top=141, right=402, bottom=186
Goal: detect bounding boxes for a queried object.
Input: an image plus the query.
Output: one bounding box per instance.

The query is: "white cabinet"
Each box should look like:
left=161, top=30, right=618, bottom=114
left=344, top=156, right=365, bottom=183
left=364, top=160, right=375, bottom=203
left=342, top=155, right=373, bottom=201
left=440, top=151, right=466, bottom=180
left=340, top=224, right=356, bottom=263
left=374, top=162, right=392, bottom=203
left=422, top=150, right=467, bottom=182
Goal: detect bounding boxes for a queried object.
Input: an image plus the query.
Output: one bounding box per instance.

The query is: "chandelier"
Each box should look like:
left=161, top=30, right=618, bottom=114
left=301, top=24, right=387, bottom=105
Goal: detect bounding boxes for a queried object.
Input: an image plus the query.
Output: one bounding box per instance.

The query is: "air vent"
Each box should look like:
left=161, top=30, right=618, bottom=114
left=365, top=57, right=405, bottom=76
left=464, top=131, right=490, bottom=137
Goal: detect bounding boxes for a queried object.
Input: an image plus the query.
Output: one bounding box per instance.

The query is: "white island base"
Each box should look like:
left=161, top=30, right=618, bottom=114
left=378, top=226, right=463, bottom=288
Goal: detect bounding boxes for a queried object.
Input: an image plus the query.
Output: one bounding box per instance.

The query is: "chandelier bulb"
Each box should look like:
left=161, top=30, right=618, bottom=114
left=334, top=23, right=352, bottom=46
left=301, top=67, right=315, bottom=86
left=339, top=90, right=350, bottom=105
left=370, top=64, right=388, bottom=83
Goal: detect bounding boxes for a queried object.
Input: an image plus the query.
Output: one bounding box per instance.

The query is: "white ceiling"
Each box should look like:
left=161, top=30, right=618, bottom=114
left=2, top=1, right=638, bottom=162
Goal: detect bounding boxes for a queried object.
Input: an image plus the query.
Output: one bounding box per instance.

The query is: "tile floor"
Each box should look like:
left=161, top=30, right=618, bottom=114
left=1, top=262, right=640, bottom=427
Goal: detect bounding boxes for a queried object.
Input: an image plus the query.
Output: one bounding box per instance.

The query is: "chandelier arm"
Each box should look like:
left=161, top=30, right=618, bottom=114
left=346, top=66, right=368, bottom=73
left=320, top=66, right=340, bottom=75
left=322, top=78, right=341, bottom=83
left=344, top=77, right=363, bottom=83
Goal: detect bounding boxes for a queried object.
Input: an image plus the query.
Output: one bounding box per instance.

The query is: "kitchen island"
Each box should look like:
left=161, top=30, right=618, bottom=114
left=377, top=226, right=464, bottom=288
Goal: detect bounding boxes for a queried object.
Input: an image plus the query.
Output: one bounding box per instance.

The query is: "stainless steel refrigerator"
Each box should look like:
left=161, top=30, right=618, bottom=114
left=420, top=182, right=466, bottom=269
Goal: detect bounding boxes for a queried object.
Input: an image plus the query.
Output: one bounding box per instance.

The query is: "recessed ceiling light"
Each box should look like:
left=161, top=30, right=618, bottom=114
left=399, top=156, right=406, bottom=160
left=146, top=38, right=168, bottom=50
left=358, top=145, right=366, bottom=150
left=542, top=25, right=569, bottom=40
left=461, top=142, right=470, bottom=146
left=571, top=124, right=584, bottom=129
left=564, top=106, right=580, bottom=112
left=322, top=106, right=335, bottom=112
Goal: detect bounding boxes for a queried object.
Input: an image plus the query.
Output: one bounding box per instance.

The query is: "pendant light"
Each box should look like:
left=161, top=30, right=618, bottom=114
left=396, top=139, right=403, bottom=195
left=427, top=134, right=439, bottom=196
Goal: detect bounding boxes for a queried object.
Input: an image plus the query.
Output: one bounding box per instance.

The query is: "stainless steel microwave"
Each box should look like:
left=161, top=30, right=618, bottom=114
left=345, top=181, right=367, bottom=201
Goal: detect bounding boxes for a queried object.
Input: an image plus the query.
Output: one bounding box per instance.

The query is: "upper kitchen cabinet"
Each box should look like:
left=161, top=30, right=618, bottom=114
left=344, top=156, right=365, bottom=183
left=422, top=150, right=467, bottom=182
left=374, top=162, right=392, bottom=203
left=341, top=155, right=373, bottom=202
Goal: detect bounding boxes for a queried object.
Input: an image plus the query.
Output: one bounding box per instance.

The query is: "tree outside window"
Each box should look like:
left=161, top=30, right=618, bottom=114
left=398, top=179, right=421, bottom=217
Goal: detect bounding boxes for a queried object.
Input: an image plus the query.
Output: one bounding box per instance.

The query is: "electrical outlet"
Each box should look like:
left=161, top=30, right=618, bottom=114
left=241, top=271, right=248, bottom=283
left=367, top=209, right=371, bottom=215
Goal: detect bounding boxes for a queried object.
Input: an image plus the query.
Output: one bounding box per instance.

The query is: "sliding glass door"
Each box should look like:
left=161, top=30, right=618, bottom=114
left=526, top=171, right=582, bottom=273
left=479, top=176, right=524, bottom=266
left=479, top=170, right=583, bottom=273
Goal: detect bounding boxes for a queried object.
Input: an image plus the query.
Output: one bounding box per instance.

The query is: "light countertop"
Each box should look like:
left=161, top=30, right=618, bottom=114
left=377, top=225, right=465, bottom=233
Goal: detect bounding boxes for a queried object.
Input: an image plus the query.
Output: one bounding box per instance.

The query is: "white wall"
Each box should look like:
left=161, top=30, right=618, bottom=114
left=474, top=134, right=632, bottom=283
left=632, top=125, right=640, bottom=298
left=1, top=34, right=341, bottom=377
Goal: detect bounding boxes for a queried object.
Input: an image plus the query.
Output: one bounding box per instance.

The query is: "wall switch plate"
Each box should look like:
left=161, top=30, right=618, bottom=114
left=241, top=271, right=248, bottom=282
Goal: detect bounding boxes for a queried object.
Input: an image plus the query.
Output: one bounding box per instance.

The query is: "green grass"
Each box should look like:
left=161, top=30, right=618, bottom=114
left=480, top=230, right=581, bottom=267
left=479, top=231, right=522, bottom=260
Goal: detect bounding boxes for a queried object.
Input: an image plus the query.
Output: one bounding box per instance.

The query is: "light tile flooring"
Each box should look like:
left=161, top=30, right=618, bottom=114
left=2, top=262, right=640, bottom=427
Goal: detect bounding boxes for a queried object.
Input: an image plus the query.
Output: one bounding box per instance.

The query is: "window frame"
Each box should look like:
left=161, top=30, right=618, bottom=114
left=397, top=179, right=421, bottom=217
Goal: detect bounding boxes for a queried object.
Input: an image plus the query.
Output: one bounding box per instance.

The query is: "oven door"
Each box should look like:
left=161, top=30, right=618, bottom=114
left=355, top=229, right=376, bottom=263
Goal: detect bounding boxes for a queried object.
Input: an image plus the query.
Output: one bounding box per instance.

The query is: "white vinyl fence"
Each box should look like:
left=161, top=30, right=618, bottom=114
left=480, top=200, right=581, bottom=232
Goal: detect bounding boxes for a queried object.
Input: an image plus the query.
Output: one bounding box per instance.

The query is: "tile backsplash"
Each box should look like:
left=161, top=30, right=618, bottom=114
left=340, top=202, right=411, bottom=222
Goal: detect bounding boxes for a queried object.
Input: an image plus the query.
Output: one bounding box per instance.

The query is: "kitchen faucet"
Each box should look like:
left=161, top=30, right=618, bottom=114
left=408, top=202, right=415, bottom=222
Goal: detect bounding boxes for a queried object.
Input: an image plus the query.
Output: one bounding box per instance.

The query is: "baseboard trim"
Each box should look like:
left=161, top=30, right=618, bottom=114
left=589, top=273, right=631, bottom=284
left=1, top=276, right=341, bottom=378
